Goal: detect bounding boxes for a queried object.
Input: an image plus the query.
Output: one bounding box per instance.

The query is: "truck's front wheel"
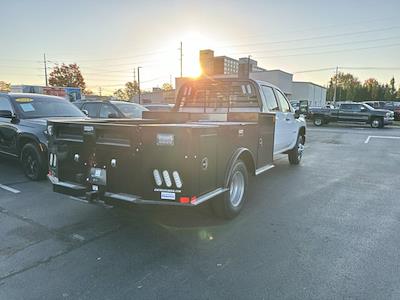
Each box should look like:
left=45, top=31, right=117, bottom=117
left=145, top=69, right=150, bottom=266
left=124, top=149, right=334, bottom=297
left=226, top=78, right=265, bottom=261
left=288, top=134, right=305, bottom=165
left=371, top=118, right=383, bottom=128
left=211, top=160, right=248, bottom=219
left=313, top=116, right=324, bottom=126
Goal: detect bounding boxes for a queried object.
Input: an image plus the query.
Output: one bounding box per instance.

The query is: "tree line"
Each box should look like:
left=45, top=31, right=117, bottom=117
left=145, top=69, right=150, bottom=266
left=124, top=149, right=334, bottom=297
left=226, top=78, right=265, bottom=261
left=327, top=73, right=400, bottom=102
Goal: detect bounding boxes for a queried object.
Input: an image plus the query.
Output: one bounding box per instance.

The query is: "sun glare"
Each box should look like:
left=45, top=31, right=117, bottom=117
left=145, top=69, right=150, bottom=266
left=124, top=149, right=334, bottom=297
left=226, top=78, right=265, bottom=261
left=181, top=32, right=211, bottom=78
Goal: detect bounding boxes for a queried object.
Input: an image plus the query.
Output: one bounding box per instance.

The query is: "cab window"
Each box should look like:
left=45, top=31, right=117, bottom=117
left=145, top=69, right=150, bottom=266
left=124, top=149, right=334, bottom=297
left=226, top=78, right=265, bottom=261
left=0, top=96, right=13, bottom=112
left=82, top=103, right=100, bottom=118
left=99, top=103, right=119, bottom=118
left=261, top=86, right=279, bottom=112
left=275, top=90, right=291, bottom=112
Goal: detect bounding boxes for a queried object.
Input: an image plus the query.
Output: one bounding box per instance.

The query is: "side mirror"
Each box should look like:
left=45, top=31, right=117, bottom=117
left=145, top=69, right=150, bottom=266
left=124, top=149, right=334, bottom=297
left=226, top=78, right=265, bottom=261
left=294, top=109, right=301, bottom=119
left=0, top=110, right=13, bottom=118
left=82, top=109, right=89, bottom=116
left=108, top=113, right=118, bottom=118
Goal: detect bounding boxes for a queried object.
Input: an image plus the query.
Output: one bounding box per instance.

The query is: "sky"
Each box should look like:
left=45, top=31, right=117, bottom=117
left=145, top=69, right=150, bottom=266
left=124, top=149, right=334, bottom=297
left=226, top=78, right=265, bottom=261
left=1, top=0, right=400, bottom=95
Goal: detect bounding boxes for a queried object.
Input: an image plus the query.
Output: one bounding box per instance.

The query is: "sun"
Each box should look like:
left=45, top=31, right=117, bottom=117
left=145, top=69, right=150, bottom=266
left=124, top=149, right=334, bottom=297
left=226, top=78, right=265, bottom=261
left=181, top=32, right=212, bottom=78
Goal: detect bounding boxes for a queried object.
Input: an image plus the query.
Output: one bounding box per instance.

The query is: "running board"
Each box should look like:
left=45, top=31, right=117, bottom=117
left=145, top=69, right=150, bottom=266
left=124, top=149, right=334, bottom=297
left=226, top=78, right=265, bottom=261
left=255, top=164, right=275, bottom=176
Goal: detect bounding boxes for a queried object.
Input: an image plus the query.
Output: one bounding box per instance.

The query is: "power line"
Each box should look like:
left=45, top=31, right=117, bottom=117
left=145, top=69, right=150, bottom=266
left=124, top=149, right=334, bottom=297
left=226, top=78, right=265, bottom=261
left=227, top=35, right=400, bottom=57
left=218, top=25, right=400, bottom=49
left=256, top=41, right=400, bottom=59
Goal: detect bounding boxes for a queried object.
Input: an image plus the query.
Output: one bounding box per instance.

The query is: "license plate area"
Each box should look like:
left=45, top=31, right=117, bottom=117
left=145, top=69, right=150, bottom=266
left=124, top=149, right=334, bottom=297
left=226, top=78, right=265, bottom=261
left=89, top=168, right=107, bottom=186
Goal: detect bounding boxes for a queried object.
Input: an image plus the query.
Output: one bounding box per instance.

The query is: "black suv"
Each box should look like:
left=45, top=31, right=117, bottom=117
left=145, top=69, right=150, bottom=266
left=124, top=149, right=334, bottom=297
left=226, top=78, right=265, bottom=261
left=74, top=100, right=148, bottom=119
left=0, top=93, right=86, bottom=180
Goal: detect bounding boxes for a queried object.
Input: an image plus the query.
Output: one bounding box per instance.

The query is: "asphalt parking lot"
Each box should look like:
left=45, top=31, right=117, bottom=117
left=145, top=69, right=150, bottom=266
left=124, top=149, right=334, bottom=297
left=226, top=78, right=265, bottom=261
left=1, top=124, right=400, bottom=299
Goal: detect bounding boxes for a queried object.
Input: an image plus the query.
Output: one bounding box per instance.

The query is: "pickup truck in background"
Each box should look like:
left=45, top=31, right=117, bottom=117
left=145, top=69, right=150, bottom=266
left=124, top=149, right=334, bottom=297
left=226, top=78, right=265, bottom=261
left=47, top=78, right=306, bottom=219
left=309, top=102, right=394, bottom=128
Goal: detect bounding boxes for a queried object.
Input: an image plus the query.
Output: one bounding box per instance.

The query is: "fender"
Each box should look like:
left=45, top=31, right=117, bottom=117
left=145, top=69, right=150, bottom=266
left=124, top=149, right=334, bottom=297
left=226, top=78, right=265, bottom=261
left=286, top=125, right=306, bottom=152
left=17, top=132, right=47, bottom=154
left=224, top=147, right=256, bottom=187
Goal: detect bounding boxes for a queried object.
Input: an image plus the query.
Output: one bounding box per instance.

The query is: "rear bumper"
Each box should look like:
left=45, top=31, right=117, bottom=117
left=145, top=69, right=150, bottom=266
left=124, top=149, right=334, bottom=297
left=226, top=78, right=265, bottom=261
left=52, top=179, right=227, bottom=207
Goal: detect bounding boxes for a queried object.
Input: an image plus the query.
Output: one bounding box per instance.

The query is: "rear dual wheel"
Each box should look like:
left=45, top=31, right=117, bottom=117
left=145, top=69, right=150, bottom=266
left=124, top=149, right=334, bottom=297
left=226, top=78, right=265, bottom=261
left=211, top=160, right=248, bottom=219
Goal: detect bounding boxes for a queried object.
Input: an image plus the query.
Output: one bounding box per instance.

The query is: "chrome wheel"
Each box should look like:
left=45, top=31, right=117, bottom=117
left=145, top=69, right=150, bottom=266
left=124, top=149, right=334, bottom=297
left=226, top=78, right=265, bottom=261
left=314, top=118, right=322, bottom=126
left=229, top=170, right=245, bottom=207
left=297, top=137, right=305, bottom=160
left=371, top=119, right=380, bottom=128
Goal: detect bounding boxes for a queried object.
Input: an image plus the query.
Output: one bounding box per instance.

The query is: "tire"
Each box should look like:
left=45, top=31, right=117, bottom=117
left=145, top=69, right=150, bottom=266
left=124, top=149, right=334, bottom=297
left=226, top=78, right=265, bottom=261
left=313, top=116, right=324, bottom=126
left=370, top=118, right=383, bottom=129
left=211, top=160, right=248, bottom=219
left=288, top=134, right=305, bottom=165
left=20, top=143, right=47, bottom=181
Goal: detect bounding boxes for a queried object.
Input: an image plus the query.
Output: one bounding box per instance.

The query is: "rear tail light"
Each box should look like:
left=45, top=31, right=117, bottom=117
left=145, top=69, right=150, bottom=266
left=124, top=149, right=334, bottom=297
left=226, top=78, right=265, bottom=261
left=179, top=197, right=190, bottom=204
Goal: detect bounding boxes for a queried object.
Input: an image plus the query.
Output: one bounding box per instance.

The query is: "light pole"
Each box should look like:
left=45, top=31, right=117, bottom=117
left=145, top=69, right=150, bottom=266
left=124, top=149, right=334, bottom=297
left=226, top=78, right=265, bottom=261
left=137, top=66, right=142, bottom=104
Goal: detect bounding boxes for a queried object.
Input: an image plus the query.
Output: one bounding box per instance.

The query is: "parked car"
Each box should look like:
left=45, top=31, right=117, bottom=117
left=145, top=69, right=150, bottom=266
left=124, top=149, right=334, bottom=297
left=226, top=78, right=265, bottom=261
left=143, top=104, right=174, bottom=111
left=0, top=93, right=86, bottom=180
left=48, top=78, right=306, bottom=219
left=309, top=102, right=394, bottom=128
left=74, top=100, right=148, bottom=118
left=382, top=101, right=400, bottom=121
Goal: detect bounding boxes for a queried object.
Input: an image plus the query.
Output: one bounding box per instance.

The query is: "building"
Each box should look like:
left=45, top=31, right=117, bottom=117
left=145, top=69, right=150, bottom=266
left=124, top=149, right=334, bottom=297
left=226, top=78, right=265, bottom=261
left=134, top=49, right=327, bottom=107
left=291, top=82, right=327, bottom=107
left=10, top=85, right=82, bottom=101
left=199, top=49, right=326, bottom=107
left=131, top=87, right=175, bottom=104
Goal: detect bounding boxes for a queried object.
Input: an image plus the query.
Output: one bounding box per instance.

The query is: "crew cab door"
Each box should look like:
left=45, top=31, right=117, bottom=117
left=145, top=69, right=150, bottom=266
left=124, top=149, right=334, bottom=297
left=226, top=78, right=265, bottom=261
left=0, top=96, right=18, bottom=156
left=260, top=85, right=288, bottom=153
left=274, top=89, right=298, bottom=151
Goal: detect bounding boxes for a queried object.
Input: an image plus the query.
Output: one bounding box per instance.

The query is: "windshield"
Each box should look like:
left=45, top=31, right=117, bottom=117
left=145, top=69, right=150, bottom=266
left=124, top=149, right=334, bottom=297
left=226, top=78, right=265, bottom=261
left=363, top=103, right=374, bottom=110
left=112, top=102, right=148, bottom=118
left=12, top=96, right=85, bottom=119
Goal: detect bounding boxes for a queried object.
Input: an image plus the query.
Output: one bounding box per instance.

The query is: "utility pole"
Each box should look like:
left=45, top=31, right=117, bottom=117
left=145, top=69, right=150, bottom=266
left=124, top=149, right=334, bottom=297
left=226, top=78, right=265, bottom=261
left=333, top=66, right=339, bottom=104
left=99, top=87, right=102, bottom=96
left=133, top=68, right=136, bottom=83
left=179, top=41, right=183, bottom=77
left=137, top=66, right=142, bottom=104
left=43, top=53, right=48, bottom=86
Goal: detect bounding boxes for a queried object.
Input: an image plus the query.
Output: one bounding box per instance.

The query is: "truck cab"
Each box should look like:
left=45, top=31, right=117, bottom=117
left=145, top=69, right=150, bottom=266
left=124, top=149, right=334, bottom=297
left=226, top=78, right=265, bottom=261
left=175, top=79, right=306, bottom=156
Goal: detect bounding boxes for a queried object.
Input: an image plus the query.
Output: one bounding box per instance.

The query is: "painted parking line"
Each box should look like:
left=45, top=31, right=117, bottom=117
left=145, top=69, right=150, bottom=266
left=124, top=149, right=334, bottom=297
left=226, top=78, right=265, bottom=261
left=364, top=135, right=400, bottom=144
left=0, top=183, right=21, bottom=194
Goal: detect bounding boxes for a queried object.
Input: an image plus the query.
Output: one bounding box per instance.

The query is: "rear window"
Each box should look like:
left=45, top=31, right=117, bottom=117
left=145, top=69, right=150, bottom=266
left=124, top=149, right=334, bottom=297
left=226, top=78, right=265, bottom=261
left=177, top=80, right=260, bottom=110
left=12, top=96, right=84, bottom=119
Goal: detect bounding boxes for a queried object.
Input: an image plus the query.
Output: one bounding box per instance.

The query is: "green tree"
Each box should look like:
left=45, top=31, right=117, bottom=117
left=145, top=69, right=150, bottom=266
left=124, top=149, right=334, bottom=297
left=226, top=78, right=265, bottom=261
left=363, top=78, right=380, bottom=100
left=327, top=72, right=362, bottom=101
left=49, top=63, right=86, bottom=92
left=383, top=84, right=392, bottom=100
left=113, top=81, right=139, bottom=101
left=389, top=77, right=396, bottom=99
left=0, top=81, right=11, bottom=92
left=113, top=88, right=128, bottom=100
